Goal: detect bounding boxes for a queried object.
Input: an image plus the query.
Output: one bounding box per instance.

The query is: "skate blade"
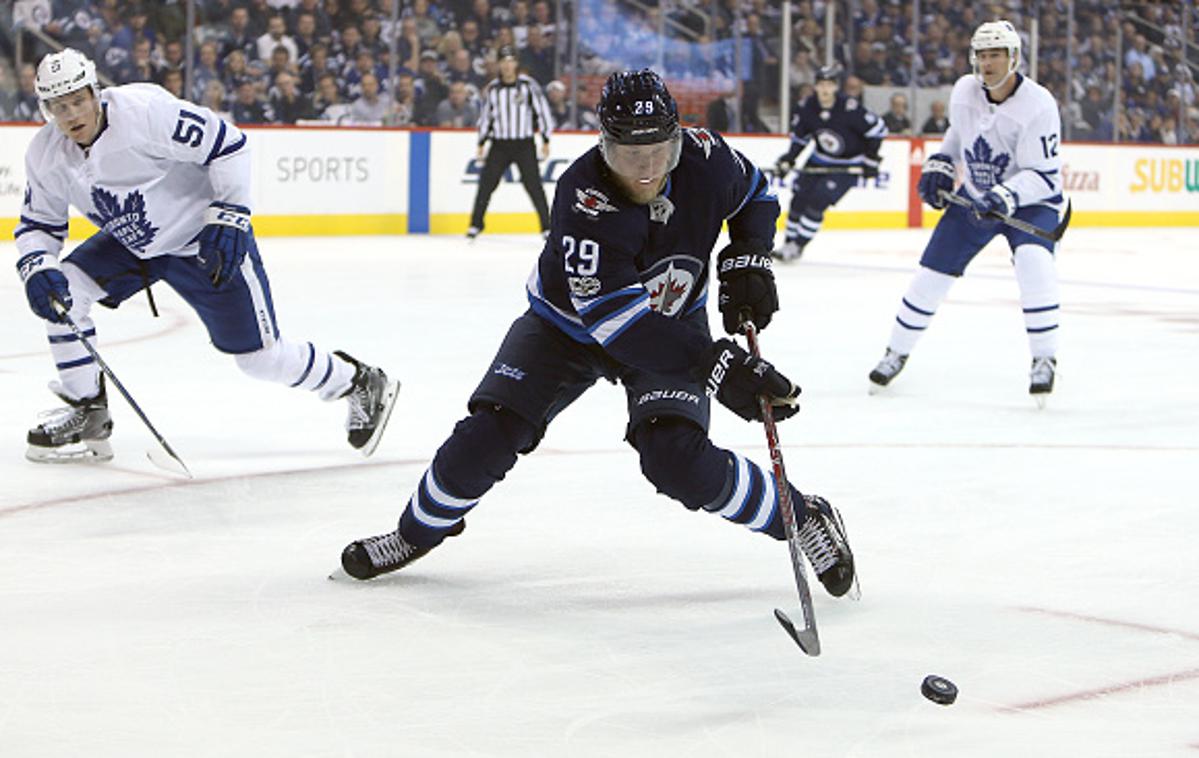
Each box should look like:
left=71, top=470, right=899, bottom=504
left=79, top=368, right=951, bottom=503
left=359, top=379, right=401, bottom=458
left=1032, top=392, right=1050, bottom=410
left=867, top=381, right=887, bottom=396
left=26, top=439, right=113, bottom=464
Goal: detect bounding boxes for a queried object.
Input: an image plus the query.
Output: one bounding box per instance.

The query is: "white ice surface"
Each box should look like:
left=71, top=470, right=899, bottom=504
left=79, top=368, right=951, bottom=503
left=1, top=228, right=1197, bottom=757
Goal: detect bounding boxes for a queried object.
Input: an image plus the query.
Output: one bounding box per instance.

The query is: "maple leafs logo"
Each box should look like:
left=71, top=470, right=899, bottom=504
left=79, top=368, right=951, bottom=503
left=963, top=136, right=1011, bottom=191
left=86, top=186, right=159, bottom=252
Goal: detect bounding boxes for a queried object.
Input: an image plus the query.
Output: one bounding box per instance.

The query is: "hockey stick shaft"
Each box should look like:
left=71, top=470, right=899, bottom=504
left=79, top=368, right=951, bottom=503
left=51, top=299, right=192, bottom=478
left=938, top=189, right=1072, bottom=242
left=800, top=165, right=866, bottom=175
left=740, top=319, right=821, bottom=655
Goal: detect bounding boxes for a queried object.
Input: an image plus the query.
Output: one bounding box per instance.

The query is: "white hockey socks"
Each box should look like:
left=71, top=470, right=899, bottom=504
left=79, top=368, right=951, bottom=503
left=234, top=338, right=356, bottom=400
left=887, top=266, right=956, bottom=356
left=1013, top=245, right=1060, bottom=358
left=46, top=261, right=106, bottom=401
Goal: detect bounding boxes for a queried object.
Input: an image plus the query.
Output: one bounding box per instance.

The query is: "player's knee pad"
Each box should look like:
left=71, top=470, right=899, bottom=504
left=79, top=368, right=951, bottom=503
left=233, top=341, right=285, bottom=382
left=631, top=417, right=727, bottom=510
left=1013, top=244, right=1059, bottom=304
left=433, top=405, right=539, bottom=499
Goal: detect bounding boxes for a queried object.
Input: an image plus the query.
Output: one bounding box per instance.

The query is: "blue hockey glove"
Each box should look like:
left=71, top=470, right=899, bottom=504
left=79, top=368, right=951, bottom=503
left=717, top=240, right=778, bottom=335
left=862, top=154, right=882, bottom=179
left=17, top=251, right=72, bottom=323
left=917, top=152, right=956, bottom=209
left=196, top=202, right=252, bottom=287
left=971, top=184, right=1018, bottom=219
left=703, top=338, right=800, bottom=423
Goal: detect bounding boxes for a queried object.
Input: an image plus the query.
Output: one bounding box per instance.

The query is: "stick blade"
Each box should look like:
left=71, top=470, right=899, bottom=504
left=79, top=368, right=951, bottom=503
left=1053, top=199, right=1073, bottom=241
left=774, top=608, right=821, bottom=656
left=146, top=448, right=193, bottom=479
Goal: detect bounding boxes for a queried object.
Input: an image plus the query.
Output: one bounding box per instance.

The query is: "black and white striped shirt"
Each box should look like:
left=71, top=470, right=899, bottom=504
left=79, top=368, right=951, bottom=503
left=477, top=74, right=554, bottom=143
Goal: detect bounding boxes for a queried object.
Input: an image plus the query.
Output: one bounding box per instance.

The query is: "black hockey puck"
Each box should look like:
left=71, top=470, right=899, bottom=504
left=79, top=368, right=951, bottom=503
left=921, top=675, right=958, bottom=705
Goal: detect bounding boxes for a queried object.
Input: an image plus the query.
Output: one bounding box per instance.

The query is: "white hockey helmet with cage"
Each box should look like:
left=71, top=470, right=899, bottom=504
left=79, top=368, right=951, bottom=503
left=35, top=48, right=100, bottom=120
left=970, top=20, right=1021, bottom=89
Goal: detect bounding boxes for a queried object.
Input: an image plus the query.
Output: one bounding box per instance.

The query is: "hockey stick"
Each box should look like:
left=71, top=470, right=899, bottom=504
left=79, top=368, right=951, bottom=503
left=938, top=190, right=1073, bottom=243
left=51, top=299, right=192, bottom=479
left=800, top=165, right=872, bottom=176
left=740, top=317, right=821, bottom=656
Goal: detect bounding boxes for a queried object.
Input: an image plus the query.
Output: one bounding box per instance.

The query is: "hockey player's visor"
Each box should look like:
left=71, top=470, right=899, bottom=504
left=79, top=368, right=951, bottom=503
left=601, top=134, right=682, bottom=180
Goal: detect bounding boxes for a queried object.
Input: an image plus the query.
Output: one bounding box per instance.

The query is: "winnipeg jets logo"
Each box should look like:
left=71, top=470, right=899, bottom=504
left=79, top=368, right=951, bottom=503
left=964, top=136, right=1011, bottom=191
left=86, top=187, right=159, bottom=253
left=641, top=255, right=702, bottom=318
left=573, top=187, right=617, bottom=218
left=686, top=128, right=716, bottom=158
left=815, top=129, right=846, bottom=155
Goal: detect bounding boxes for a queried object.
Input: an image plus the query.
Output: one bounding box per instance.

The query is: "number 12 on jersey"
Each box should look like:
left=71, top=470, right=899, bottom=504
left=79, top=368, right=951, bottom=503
left=562, top=235, right=600, bottom=275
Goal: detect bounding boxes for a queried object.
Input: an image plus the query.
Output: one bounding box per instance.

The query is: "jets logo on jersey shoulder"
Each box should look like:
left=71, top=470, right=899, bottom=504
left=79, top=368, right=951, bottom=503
left=686, top=128, right=718, bottom=159
left=573, top=187, right=618, bottom=218
left=964, top=136, right=1011, bottom=191
left=86, top=186, right=159, bottom=253
left=815, top=128, right=846, bottom=156
left=642, top=254, right=703, bottom=317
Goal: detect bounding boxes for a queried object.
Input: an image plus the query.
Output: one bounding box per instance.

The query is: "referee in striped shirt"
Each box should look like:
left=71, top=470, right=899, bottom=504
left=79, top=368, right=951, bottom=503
left=467, top=46, right=553, bottom=240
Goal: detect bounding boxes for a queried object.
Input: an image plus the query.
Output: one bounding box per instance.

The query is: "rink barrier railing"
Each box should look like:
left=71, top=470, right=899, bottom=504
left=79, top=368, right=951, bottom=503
left=2, top=124, right=1197, bottom=240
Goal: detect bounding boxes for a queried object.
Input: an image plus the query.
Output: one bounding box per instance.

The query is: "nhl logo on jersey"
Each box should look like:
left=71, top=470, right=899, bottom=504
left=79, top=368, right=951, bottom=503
left=964, top=136, right=1011, bottom=191
left=641, top=254, right=702, bottom=317
left=573, top=187, right=618, bottom=218
left=648, top=195, right=675, bottom=224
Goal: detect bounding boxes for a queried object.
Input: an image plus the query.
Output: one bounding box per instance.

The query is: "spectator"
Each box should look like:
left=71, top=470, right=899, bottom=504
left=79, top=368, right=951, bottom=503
left=220, top=6, right=257, bottom=60
left=0, top=61, right=18, bottom=120
left=447, top=48, right=484, bottom=89
left=921, top=99, right=949, bottom=135
left=789, top=47, right=817, bottom=96
left=201, top=79, right=232, bottom=121
left=332, top=23, right=364, bottom=73
left=314, top=72, right=352, bottom=122
left=232, top=77, right=271, bottom=123
left=410, top=0, right=442, bottom=49
left=349, top=71, right=390, bottom=124
left=223, top=49, right=251, bottom=94
left=161, top=68, right=185, bottom=100
left=389, top=71, right=418, bottom=126
left=111, top=3, right=155, bottom=53
left=258, top=14, right=299, bottom=64
left=435, top=80, right=480, bottom=127
left=460, top=19, right=485, bottom=58
left=544, top=79, right=571, bottom=129
left=1124, top=35, right=1154, bottom=82
left=858, top=42, right=888, bottom=86
left=345, top=49, right=383, bottom=99
left=300, top=43, right=336, bottom=95
left=882, top=93, right=911, bottom=134
left=270, top=70, right=313, bottom=123
left=192, top=42, right=223, bottom=102
left=14, top=63, right=41, bottom=122
left=520, top=25, right=554, bottom=86
left=705, top=80, right=738, bottom=132
left=844, top=75, right=865, bottom=100
left=292, top=11, right=319, bottom=59
left=289, top=0, right=332, bottom=40
left=395, top=16, right=422, bottom=73
left=415, top=50, right=448, bottom=124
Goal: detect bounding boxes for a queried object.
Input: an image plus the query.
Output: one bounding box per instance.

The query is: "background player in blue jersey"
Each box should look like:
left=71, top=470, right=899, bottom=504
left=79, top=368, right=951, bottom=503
left=341, top=70, right=855, bottom=599
left=773, top=64, right=888, bottom=262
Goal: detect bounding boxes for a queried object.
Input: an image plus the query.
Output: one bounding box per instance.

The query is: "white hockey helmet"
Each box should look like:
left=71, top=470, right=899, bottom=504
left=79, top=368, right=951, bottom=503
left=969, top=20, right=1021, bottom=89
left=35, top=48, right=100, bottom=120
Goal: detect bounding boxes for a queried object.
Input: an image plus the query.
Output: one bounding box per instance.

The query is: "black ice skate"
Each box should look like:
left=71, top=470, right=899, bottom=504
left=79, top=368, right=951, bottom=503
left=797, top=495, right=857, bottom=598
left=868, top=348, right=908, bottom=392
left=26, top=379, right=114, bottom=463
left=341, top=520, right=466, bottom=580
left=1029, top=356, right=1056, bottom=408
left=335, top=351, right=399, bottom=457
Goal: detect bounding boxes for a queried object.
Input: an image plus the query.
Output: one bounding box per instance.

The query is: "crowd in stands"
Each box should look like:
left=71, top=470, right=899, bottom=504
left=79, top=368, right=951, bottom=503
left=0, top=0, right=1195, bottom=144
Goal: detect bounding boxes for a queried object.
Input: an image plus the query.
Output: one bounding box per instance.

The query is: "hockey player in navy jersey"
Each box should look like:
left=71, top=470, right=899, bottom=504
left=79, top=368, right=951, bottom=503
left=773, top=63, right=888, bottom=261
left=15, top=49, right=398, bottom=463
left=341, top=70, right=856, bottom=598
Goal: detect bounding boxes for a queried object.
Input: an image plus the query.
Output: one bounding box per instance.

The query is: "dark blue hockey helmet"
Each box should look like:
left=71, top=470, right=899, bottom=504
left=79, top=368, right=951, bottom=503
left=596, top=69, right=682, bottom=179
left=815, top=62, right=843, bottom=84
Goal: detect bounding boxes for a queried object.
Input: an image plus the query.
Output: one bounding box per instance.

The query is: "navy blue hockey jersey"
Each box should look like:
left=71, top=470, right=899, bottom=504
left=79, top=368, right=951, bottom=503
left=782, top=93, right=888, bottom=167
left=527, top=128, right=778, bottom=375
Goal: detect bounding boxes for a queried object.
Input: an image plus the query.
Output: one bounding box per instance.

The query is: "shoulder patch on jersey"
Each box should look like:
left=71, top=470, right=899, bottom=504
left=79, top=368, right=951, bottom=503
left=686, top=128, right=718, bottom=159
left=86, top=186, right=160, bottom=253
left=568, top=275, right=602, bottom=298
left=648, top=195, right=675, bottom=224
left=573, top=187, right=618, bottom=218
left=963, top=136, right=1011, bottom=191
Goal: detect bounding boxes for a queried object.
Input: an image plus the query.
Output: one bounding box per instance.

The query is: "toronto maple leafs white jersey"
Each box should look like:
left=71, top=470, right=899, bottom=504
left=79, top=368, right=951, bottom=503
left=939, top=73, right=1063, bottom=209
left=15, top=83, right=251, bottom=261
